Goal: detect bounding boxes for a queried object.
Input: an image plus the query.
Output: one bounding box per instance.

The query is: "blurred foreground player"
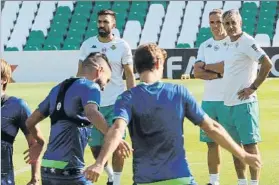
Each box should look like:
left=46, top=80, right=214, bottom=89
left=84, top=43, right=261, bottom=185
left=26, top=53, right=119, bottom=185
left=1, top=59, right=42, bottom=185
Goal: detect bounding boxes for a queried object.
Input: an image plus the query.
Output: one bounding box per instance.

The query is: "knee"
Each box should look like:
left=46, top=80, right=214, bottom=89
left=243, top=143, right=260, bottom=154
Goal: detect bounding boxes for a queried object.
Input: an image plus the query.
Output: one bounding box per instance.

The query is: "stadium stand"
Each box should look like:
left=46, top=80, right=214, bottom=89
left=2, top=1, right=279, bottom=51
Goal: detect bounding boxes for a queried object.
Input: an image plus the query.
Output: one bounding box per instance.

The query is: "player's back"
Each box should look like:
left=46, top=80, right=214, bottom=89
left=123, top=82, right=198, bottom=183
left=39, top=78, right=100, bottom=170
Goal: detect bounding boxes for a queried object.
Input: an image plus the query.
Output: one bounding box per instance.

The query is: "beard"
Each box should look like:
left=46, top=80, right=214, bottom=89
left=98, top=28, right=110, bottom=38
left=95, top=78, right=105, bottom=91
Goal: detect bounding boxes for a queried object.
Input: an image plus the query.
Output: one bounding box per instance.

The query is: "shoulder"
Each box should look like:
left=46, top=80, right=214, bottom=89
left=113, top=37, right=131, bottom=49
left=199, top=38, right=214, bottom=49
left=9, top=97, right=30, bottom=112
left=76, top=78, right=101, bottom=92
left=241, top=32, right=256, bottom=45
left=81, top=36, right=98, bottom=48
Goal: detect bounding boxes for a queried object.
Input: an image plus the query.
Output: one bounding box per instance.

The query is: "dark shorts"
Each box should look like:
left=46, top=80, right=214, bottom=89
left=1, top=141, right=15, bottom=185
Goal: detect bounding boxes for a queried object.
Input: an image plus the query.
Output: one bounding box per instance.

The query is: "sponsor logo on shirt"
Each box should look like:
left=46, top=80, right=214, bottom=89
left=214, top=45, right=220, bottom=51
left=251, top=44, right=259, bottom=52
left=110, top=45, right=116, bottom=50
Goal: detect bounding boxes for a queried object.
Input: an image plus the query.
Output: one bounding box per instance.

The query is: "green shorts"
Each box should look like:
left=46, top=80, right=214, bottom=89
left=200, top=101, right=229, bottom=143
left=88, top=105, right=126, bottom=147
left=225, top=102, right=261, bottom=145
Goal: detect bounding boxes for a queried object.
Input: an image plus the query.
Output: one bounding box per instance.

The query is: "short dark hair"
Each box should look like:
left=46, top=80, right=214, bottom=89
left=98, top=9, right=116, bottom=20
left=83, top=52, right=112, bottom=72
left=222, top=9, right=241, bottom=20
left=209, top=9, right=223, bottom=16
left=134, top=43, right=167, bottom=74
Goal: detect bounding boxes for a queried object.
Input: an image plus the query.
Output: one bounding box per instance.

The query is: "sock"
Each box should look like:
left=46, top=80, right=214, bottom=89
left=250, top=180, right=259, bottom=185
left=238, top=179, right=248, bottom=185
left=113, top=172, right=122, bottom=185
left=104, top=165, right=114, bottom=182
left=209, top=174, right=220, bottom=185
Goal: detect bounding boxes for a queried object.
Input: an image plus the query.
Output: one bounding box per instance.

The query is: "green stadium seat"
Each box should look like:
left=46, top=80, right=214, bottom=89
left=94, top=1, right=111, bottom=12
left=71, top=12, right=90, bottom=22
left=128, top=12, right=145, bottom=26
left=27, top=31, right=45, bottom=45
left=54, top=7, right=72, bottom=21
left=257, top=25, right=274, bottom=38
left=44, top=35, right=64, bottom=46
left=75, top=1, right=93, bottom=11
left=131, top=1, right=148, bottom=10
left=112, top=1, right=130, bottom=9
left=150, top=1, right=167, bottom=9
left=85, top=30, right=97, bottom=40
left=176, top=43, right=191, bottom=48
left=51, top=20, right=69, bottom=30
left=67, top=28, right=85, bottom=38
left=261, top=1, right=277, bottom=9
left=62, top=44, right=79, bottom=50
left=64, top=37, right=81, bottom=45
left=24, top=44, right=42, bottom=51
left=243, top=25, right=254, bottom=36
left=242, top=2, right=258, bottom=10
left=69, top=20, right=88, bottom=30
left=48, top=27, right=67, bottom=38
left=43, top=44, right=61, bottom=50
left=5, top=47, right=19, bottom=51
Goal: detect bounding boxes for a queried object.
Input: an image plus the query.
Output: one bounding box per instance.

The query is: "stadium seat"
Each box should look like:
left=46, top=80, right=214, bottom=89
left=7, top=1, right=39, bottom=51
left=201, top=1, right=223, bottom=28
left=242, top=1, right=260, bottom=7
left=255, top=34, right=271, bottom=47
left=123, top=21, right=142, bottom=49
left=149, top=1, right=168, bottom=9
left=178, top=1, right=204, bottom=48
left=31, top=1, right=56, bottom=36
left=159, top=1, right=186, bottom=48
left=176, top=43, right=191, bottom=48
left=5, top=47, right=19, bottom=51
left=140, top=4, right=165, bottom=45
left=112, top=1, right=130, bottom=13
left=273, top=33, right=279, bottom=46
left=1, top=1, right=22, bottom=45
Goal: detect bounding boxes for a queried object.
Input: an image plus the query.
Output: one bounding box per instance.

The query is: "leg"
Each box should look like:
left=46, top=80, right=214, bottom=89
left=200, top=101, right=220, bottom=185
left=243, top=143, right=261, bottom=181
left=207, top=142, right=221, bottom=174
left=233, top=102, right=261, bottom=185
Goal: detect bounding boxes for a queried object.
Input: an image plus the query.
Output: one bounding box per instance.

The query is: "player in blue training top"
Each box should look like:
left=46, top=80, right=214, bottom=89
left=25, top=52, right=131, bottom=185
left=84, top=43, right=261, bottom=185
left=1, top=59, right=42, bottom=185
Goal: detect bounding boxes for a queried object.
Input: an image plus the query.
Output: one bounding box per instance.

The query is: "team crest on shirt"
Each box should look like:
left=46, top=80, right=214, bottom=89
left=214, top=45, right=220, bottom=51
left=110, top=45, right=116, bottom=50
left=102, top=47, right=107, bottom=53
left=56, top=102, right=62, bottom=111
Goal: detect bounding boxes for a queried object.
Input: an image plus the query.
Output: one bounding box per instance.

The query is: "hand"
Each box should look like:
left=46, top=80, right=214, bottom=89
left=84, top=163, right=104, bottom=182
left=24, top=142, right=43, bottom=164
left=237, top=87, right=255, bottom=100
left=26, top=178, right=40, bottom=185
left=116, top=139, right=133, bottom=159
left=243, top=153, right=262, bottom=170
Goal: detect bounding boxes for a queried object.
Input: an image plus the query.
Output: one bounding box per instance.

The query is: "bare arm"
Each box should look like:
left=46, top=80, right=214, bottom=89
left=25, top=134, right=41, bottom=183
left=76, top=60, right=83, bottom=77
left=251, top=55, right=273, bottom=89
left=123, top=64, right=136, bottom=89
left=204, top=61, right=224, bottom=74
left=26, top=110, right=45, bottom=146
left=194, top=61, right=219, bottom=80
left=95, top=119, right=127, bottom=166
left=84, top=104, right=109, bottom=134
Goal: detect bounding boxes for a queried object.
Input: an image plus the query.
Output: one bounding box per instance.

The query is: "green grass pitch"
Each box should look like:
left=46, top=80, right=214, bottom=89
left=6, top=79, right=279, bottom=185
